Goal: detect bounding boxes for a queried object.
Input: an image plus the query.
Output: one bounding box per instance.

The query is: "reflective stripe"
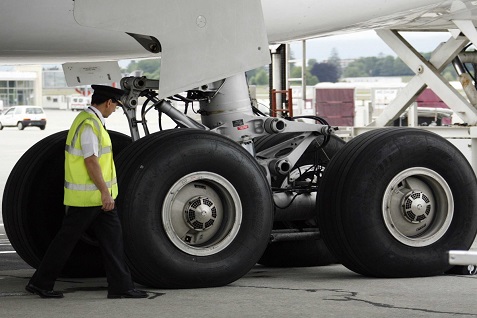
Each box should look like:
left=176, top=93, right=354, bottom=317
left=70, top=118, right=102, bottom=149
left=65, top=178, right=117, bottom=191
left=65, top=144, right=83, bottom=157
left=65, top=144, right=111, bottom=157
left=65, top=117, right=110, bottom=157
left=98, top=146, right=111, bottom=156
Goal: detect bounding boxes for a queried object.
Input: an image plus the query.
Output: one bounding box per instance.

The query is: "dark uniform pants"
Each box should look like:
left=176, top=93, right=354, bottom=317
left=30, top=206, right=134, bottom=293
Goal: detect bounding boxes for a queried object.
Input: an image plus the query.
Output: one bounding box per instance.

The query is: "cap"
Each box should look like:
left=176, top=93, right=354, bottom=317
left=91, top=84, right=125, bottom=106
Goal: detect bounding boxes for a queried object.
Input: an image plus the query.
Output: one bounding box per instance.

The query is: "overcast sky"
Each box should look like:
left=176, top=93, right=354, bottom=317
left=290, top=30, right=452, bottom=62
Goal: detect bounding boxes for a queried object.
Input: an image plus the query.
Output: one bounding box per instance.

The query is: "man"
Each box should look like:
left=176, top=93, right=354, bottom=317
left=25, top=85, right=148, bottom=299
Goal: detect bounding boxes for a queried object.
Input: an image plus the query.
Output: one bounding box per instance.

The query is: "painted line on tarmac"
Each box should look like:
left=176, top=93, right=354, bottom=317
left=1, top=224, right=17, bottom=254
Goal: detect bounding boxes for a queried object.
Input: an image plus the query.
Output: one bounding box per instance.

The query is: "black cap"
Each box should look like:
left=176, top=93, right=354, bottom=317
left=91, top=84, right=125, bottom=106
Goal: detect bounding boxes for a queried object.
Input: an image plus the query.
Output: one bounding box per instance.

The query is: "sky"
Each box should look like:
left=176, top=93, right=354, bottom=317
left=289, top=30, right=451, bottom=62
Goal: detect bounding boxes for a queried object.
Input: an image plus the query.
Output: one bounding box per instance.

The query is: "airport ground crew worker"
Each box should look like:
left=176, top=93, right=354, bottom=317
left=25, top=85, right=148, bottom=299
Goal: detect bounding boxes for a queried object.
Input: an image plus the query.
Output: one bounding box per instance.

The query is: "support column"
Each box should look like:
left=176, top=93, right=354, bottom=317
left=270, top=44, right=287, bottom=117
left=302, top=40, right=307, bottom=104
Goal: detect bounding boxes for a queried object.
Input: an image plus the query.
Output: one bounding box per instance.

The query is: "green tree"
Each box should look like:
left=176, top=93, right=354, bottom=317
left=248, top=67, right=269, bottom=85
left=341, top=53, right=459, bottom=79
left=343, top=62, right=367, bottom=77
left=327, top=48, right=343, bottom=79
left=376, top=55, right=395, bottom=76
left=392, top=58, right=413, bottom=76
left=290, top=65, right=319, bottom=85
left=308, top=58, right=318, bottom=68
left=310, top=63, right=339, bottom=83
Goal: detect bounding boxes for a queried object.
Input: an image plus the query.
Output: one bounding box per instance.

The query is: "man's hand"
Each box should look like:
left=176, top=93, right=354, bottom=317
left=100, top=190, right=115, bottom=211
left=84, top=155, right=115, bottom=211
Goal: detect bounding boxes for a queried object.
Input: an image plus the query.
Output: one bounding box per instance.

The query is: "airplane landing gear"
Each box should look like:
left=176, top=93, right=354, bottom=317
left=318, top=128, right=477, bottom=277
left=115, top=129, right=273, bottom=288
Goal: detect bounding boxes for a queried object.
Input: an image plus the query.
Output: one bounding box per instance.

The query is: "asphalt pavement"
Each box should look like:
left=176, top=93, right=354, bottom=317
left=1, top=109, right=476, bottom=317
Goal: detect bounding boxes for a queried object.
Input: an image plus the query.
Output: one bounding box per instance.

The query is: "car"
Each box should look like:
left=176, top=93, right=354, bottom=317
left=0, top=105, right=47, bottom=130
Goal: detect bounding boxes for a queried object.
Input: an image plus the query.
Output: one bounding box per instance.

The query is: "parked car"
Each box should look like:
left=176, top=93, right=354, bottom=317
left=0, top=106, right=47, bottom=130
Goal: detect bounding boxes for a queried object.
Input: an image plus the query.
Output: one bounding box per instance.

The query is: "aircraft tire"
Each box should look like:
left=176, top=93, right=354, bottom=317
left=317, top=128, right=477, bottom=277
left=115, top=129, right=274, bottom=288
left=2, top=130, right=132, bottom=277
left=255, top=133, right=344, bottom=267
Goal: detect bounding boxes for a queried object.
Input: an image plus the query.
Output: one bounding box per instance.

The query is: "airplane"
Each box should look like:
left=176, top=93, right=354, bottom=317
left=2, top=0, right=477, bottom=289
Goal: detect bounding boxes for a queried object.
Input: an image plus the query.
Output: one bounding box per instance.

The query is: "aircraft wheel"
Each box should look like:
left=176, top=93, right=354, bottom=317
left=2, top=130, right=132, bottom=277
left=116, top=129, right=274, bottom=288
left=318, top=128, right=477, bottom=277
left=255, top=134, right=344, bottom=267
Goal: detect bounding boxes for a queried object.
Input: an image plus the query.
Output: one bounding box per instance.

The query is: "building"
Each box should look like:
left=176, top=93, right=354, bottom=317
left=0, top=65, right=42, bottom=110
left=0, top=65, right=124, bottom=111
left=42, top=66, right=78, bottom=109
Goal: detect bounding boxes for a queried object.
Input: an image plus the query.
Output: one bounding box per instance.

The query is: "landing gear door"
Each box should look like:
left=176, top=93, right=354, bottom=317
left=62, top=61, right=122, bottom=87
left=74, top=0, right=270, bottom=98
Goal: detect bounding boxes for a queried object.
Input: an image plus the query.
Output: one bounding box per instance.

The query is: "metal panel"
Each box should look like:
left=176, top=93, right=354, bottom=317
left=315, top=88, right=355, bottom=126
left=62, top=61, right=122, bottom=86
left=74, top=0, right=270, bottom=98
left=416, top=89, right=448, bottom=108
left=449, top=250, right=477, bottom=265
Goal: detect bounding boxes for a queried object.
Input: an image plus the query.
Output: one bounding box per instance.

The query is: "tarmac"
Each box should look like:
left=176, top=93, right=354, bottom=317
left=0, top=256, right=476, bottom=318
left=1, top=110, right=477, bottom=317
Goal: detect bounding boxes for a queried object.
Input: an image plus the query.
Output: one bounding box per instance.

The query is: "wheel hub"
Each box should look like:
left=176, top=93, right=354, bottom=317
left=163, top=171, right=242, bottom=256
left=184, top=196, right=217, bottom=231
left=402, top=190, right=432, bottom=223
left=382, top=168, right=454, bottom=247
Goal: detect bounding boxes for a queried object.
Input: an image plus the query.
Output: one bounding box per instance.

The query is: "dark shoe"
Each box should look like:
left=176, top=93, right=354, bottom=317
left=25, top=284, right=64, bottom=298
left=107, top=289, right=148, bottom=299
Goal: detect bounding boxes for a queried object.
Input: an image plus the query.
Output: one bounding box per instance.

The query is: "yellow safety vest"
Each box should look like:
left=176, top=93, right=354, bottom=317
left=64, top=111, right=118, bottom=207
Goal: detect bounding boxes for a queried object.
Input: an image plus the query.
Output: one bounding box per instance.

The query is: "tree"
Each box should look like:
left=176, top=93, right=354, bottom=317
left=247, top=67, right=269, bottom=85
left=310, top=63, right=339, bottom=83
left=308, top=59, right=318, bottom=68
left=343, top=63, right=366, bottom=77
left=362, top=57, right=380, bottom=76
left=376, top=55, right=395, bottom=76
left=392, top=58, right=413, bottom=76
left=290, top=65, right=319, bottom=86
left=327, top=48, right=343, bottom=79
left=341, top=54, right=448, bottom=78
